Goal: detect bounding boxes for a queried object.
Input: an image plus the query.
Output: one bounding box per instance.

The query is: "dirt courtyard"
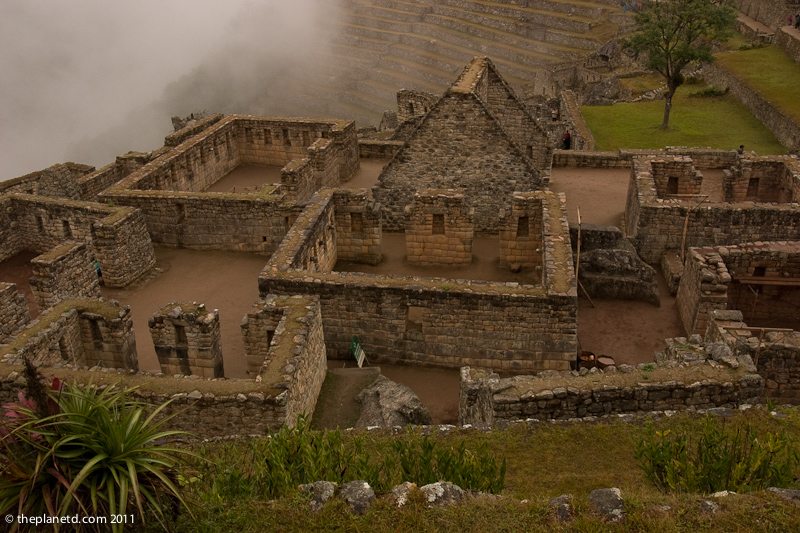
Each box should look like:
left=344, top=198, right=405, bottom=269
left=549, top=167, right=630, bottom=226
left=103, top=247, right=267, bottom=377
left=0, top=251, right=40, bottom=317
left=577, top=273, right=683, bottom=365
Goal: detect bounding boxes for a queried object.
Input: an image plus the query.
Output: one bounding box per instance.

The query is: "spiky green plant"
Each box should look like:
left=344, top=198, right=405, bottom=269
left=1, top=379, right=194, bottom=532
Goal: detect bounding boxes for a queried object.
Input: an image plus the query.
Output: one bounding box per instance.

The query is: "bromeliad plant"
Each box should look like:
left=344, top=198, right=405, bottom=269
left=0, top=359, right=194, bottom=531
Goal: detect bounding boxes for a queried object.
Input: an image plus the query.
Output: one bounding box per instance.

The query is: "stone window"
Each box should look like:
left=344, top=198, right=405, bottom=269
left=62, top=220, right=72, bottom=238
left=321, top=131, right=330, bottom=139
left=517, top=215, right=529, bottom=237
left=35, top=215, right=44, bottom=234
left=213, top=144, right=220, bottom=162
left=753, top=266, right=766, bottom=277
left=176, top=204, right=186, bottom=224
left=406, top=306, right=425, bottom=332
left=432, top=214, right=445, bottom=235
left=747, top=178, right=759, bottom=199
left=666, top=176, right=679, bottom=195
left=302, top=131, right=310, bottom=146
left=526, top=145, right=533, bottom=159
left=283, top=128, right=291, bottom=146
left=351, top=212, right=363, bottom=233
left=174, top=324, right=188, bottom=346
left=407, top=102, right=415, bottom=116
left=199, top=147, right=206, bottom=165
left=265, top=129, right=272, bottom=145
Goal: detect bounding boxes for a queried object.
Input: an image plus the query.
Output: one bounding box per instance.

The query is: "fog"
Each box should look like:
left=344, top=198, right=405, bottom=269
left=0, top=0, right=346, bottom=180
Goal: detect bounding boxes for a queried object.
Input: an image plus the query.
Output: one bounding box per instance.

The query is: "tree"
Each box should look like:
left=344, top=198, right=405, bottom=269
left=627, top=0, right=735, bottom=129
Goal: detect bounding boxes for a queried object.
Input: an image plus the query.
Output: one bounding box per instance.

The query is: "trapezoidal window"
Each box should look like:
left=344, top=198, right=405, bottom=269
left=516, top=216, right=530, bottom=237
left=406, top=306, right=425, bottom=333
left=302, top=131, right=311, bottom=146
left=174, top=324, right=188, bottom=346
left=36, top=215, right=45, bottom=234
left=62, top=220, right=72, bottom=238
left=283, top=128, right=291, bottom=146
left=432, top=214, right=445, bottom=235
left=747, top=178, right=760, bottom=199
left=351, top=212, right=363, bottom=233
left=265, top=129, right=272, bottom=144
left=406, top=102, right=415, bottom=116
left=666, top=176, right=679, bottom=195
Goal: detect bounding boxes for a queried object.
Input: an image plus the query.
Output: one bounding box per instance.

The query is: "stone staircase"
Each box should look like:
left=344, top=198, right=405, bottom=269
left=328, top=0, right=631, bottom=124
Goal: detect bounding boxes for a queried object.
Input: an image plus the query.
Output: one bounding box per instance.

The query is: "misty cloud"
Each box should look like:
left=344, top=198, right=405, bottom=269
left=0, top=0, right=345, bottom=180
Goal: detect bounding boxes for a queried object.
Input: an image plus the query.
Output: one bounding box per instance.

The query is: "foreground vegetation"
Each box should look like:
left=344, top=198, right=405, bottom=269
left=581, top=84, right=785, bottom=154
left=163, top=409, right=800, bottom=532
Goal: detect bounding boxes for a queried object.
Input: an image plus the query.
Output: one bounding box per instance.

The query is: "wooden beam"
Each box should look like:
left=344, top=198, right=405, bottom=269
left=735, top=276, right=800, bottom=287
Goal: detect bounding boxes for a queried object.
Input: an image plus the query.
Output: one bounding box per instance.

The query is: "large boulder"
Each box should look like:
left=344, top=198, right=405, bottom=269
left=338, top=480, right=375, bottom=515
left=420, top=482, right=466, bottom=506
left=356, top=375, right=432, bottom=427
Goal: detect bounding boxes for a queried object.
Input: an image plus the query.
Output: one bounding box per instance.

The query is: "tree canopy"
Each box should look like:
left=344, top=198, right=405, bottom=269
left=627, top=0, right=735, bottom=129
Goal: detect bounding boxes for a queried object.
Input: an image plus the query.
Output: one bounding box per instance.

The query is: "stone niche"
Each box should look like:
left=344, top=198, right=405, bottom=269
left=149, top=303, right=223, bottom=378
left=499, top=192, right=544, bottom=273
left=404, top=189, right=474, bottom=266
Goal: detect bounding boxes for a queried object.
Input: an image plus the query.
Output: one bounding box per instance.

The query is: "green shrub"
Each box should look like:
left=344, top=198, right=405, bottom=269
left=689, top=86, right=729, bottom=98
left=635, top=417, right=798, bottom=493
left=203, top=418, right=505, bottom=499
left=0, top=362, right=193, bottom=531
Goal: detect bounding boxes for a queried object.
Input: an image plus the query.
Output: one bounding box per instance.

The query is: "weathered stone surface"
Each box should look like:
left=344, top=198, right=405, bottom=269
left=767, top=487, right=800, bottom=504
left=339, top=480, right=375, bottom=515
left=588, top=488, right=625, bottom=522
left=549, top=494, right=574, bottom=522
left=299, top=481, right=337, bottom=512
left=390, top=482, right=418, bottom=508
left=420, top=482, right=466, bottom=506
left=699, top=500, right=720, bottom=514
left=356, top=375, right=432, bottom=428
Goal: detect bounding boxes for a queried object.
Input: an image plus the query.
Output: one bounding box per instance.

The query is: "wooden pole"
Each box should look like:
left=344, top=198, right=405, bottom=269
left=680, top=196, right=710, bottom=263
left=575, top=207, right=595, bottom=308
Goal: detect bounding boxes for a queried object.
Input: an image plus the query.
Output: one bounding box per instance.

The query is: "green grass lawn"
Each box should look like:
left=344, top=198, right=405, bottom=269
left=152, top=409, right=800, bottom=532
left=581, top=86, right=786, bottom=154
left=716, top=44, right=800, bottom=124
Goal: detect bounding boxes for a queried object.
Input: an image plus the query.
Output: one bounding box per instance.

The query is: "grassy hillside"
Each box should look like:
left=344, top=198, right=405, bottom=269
left=154, top=408, right=800, bottom=532
left=581, top=86, right=786, bottom=154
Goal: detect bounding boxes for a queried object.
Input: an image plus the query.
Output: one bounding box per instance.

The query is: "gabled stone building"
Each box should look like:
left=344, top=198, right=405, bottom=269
left=374, top=57, right=552, bottom=232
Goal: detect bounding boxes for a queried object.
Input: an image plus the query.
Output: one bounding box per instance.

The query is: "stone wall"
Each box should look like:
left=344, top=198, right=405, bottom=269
left=241, top=294, right=327, bottom=423
left=706, top=309, right=800, bottom=402
left=650, top=157, right=703, bottom=197
left=0, top=293, right=327, bottom=436
left=553, top=148, right=739, bottom=169
left=358, top=139, right=405, bottom=159
left=559, top=89, right=595, bottom=151
left=702, top=62, right=798, bottom=151
left=733, top=0, right=795, bottom=31
left=396, top=89, right=439, bottom=123
left=498, top=192, right=544, bottom=275
left=333, top=190, right=382, bottom=265
left=260, top=189, right=577, bottom=372
left=0, top=298, right=138, bottom=371
left=30, top=242, right=101, bottom=310
left=624, top=157, right=800, bottom=264
left=725, top=156, right=799, bottom=202
left=149, top=303, right=223, bottom=378
left=460, top=363, right=763, bottom=427
left=677, top=241, right=800, bottom=335
left=4, top=194, right=155, bottom=287
left=405, top=189, right=474, bottom=266
left=0, top=283, right=30, bottom=344
left=0, top=163, right=95, bottom=200
left=776, top=27, right=800, bottom=64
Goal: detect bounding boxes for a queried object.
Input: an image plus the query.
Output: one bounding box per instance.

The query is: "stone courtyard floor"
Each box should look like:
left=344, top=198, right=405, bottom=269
left=103, top=247, right=267, bottom=378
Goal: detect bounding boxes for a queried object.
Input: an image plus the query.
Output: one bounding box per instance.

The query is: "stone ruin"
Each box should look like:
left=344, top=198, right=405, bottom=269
left=149, top=303, right=224, bottom=379
left=1, top=54, right=800, bottom=435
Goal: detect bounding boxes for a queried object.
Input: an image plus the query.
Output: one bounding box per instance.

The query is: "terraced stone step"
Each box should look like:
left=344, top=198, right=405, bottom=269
left=432, top=0, right=596, bottom=35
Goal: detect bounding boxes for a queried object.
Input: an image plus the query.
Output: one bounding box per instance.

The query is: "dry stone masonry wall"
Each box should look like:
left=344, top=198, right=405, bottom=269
left=149, top=303, right=224, bottom=379
left=0, top=283, right=30, bottom=344
left=405, top=189, right=474, bottom=266
left=30, top=241, right=101, bottom=310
